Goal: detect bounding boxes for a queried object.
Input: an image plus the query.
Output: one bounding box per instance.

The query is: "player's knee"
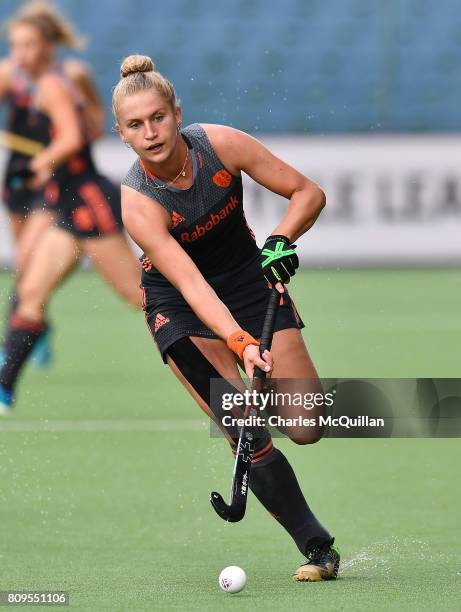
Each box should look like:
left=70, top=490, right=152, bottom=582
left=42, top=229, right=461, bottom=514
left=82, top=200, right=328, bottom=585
left=289, top=429, right=323, bottom=445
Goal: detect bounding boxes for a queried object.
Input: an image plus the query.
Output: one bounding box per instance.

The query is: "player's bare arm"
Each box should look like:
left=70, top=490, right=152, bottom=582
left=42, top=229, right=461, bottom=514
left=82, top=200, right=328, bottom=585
left=0, top=58, right=13, bottom=100
left=29, top=74, right=82, bottom=186
left=205, top=124, right=326, bottom=242
left=63, top=59, right=105, bottom=141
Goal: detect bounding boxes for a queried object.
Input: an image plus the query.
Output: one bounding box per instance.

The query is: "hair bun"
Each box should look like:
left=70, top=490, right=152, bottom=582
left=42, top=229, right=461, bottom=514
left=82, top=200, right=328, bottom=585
left=120, top=55, right=155, bottom=78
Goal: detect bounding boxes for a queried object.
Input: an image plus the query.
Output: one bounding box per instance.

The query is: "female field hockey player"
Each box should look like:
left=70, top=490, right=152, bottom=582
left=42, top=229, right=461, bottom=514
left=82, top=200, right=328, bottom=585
left=0, top=0, right=105, bottom=264
left=0, top=1, right=107, bottom=364
left=113, top=54, right=340, bottom=582
left=0, top=20, right=141, bottom=414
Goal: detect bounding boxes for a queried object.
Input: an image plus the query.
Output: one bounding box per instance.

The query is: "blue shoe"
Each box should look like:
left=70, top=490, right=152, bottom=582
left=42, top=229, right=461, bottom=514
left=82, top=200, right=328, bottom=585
left=31, top=326, right=53, bottom=369
left=0, top=384, right=13, bottom=416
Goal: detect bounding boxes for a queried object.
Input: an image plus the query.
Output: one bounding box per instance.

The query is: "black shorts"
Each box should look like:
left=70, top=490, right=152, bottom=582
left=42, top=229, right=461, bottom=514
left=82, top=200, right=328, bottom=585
left=43, top=172, right=122, bottom=239
left=2, top=183, right=44, bottom=215
left=141, top=254, right=304, bottom=363
left=2, top=154, right=44, bottom=215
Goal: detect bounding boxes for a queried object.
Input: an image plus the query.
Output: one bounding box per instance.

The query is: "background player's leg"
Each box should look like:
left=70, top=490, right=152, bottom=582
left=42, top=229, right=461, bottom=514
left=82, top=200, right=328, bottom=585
left=81, top=233, right=141, bottom=309
left=1, top=209, right=57, bottom=369
left=164, top=335, right=332, bottom=556
left=14, top=208, right=55, bottom=276
left=0, top=227, right=80, bottom=405
left=15, top=227, right=80, bottom=322
left=8, top=212, right=28, bottom=243
left=1, top=212, right=25, bottom=344
left=1, top=209, right=53, bottom=321
left=2, top=209, right=55, bottom=318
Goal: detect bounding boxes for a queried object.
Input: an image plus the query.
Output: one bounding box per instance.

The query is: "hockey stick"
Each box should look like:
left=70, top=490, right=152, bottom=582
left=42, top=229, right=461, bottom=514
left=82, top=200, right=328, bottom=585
left=210, top=288, right=280, bottom=522
left=0, top=131, right=44, bottom=190
left=0, top=130, right=44, bottom=156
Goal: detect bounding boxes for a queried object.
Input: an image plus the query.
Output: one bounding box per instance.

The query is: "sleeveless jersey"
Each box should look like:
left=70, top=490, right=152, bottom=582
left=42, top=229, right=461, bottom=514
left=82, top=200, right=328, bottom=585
left=4, top=65, right=96, bottom=189
left=5, top=66, right=53, bottom=188
left=122, top=123, right=259, bottom=285
left=6, top=68, right=51, bottom=146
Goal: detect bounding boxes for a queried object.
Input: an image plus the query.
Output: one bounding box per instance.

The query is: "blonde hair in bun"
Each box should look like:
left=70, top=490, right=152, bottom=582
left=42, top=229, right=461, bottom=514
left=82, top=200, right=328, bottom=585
left=112, top=54, right=178, bottom=120
left=120, top=54, right=155, bottom=78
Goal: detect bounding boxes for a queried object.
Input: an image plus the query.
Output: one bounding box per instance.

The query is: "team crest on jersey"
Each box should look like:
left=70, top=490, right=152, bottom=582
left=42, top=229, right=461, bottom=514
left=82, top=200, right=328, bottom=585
left=154, top=313, right=170, bottom=332
left=212, top=169, right=232, bottom=188
left=171, top=211, right=185, bottom=228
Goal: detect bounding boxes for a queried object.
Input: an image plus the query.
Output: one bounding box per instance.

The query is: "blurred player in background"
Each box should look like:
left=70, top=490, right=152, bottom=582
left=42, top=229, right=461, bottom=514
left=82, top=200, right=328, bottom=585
left=0, top=1, right=106, bottom=366
left=115, top=54, right=340, bottom=582
left=0, top=3, right=141, bottom=414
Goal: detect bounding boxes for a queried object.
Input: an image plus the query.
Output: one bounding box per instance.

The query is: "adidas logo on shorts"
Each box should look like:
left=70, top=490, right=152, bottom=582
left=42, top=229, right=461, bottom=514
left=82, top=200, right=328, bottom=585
left=154, top=313, right=170, bottom=332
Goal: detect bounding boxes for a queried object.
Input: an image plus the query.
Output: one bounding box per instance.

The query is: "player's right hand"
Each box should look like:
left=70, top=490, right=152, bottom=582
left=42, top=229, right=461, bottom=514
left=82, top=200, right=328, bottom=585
left=242, top=345, right=273, bottom=380
left=27, top=157, right=52, bottom=189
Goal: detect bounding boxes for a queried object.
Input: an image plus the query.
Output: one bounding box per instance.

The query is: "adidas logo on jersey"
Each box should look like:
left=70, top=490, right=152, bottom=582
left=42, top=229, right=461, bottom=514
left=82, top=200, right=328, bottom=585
left=171, top=211, right=185, bottom=229
left=154, top=313, right=170, bottom=332
left=141, top=255, right=153, bottom=272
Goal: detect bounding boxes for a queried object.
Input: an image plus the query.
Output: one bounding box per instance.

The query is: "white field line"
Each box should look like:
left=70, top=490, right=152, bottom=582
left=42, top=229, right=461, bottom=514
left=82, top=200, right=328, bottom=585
left=0, top=419, right=208, bottom=432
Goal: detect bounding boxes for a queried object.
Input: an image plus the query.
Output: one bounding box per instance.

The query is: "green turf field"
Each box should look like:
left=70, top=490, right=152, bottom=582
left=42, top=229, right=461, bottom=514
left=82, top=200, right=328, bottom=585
left=0, top=268, right=460, bottom=611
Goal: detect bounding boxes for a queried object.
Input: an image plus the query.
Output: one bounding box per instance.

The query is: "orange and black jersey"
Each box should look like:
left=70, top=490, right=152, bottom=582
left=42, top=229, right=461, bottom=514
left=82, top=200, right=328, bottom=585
left=5, top=67, right=52, bottom=146
left=2, top=66, right=50, bottom=211
left=122, top=123, right=258, bottom=284
left=3, top=65, right=97, bottom=211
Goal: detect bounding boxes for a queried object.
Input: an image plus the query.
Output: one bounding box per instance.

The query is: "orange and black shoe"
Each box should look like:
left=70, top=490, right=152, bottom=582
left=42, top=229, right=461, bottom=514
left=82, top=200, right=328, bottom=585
left=292, top=540, right=340, bottom=582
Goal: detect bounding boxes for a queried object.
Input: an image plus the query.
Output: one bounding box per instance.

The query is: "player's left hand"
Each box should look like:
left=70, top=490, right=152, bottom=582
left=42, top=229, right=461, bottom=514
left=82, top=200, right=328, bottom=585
left=260, top=235, right=299, bottom=287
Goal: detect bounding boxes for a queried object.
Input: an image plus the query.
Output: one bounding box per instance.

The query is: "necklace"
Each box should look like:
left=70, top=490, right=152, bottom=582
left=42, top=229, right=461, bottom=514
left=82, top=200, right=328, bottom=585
left=143, top=145, right=189, bottom=190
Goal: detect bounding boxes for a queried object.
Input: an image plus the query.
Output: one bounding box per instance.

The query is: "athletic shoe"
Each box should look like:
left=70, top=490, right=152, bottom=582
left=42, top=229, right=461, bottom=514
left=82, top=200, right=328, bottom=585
left=31, top=326, right=53, bottom=369
left=0, top=383, right=13, bottom=416
left=292, top=540, right=340, bottom=582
